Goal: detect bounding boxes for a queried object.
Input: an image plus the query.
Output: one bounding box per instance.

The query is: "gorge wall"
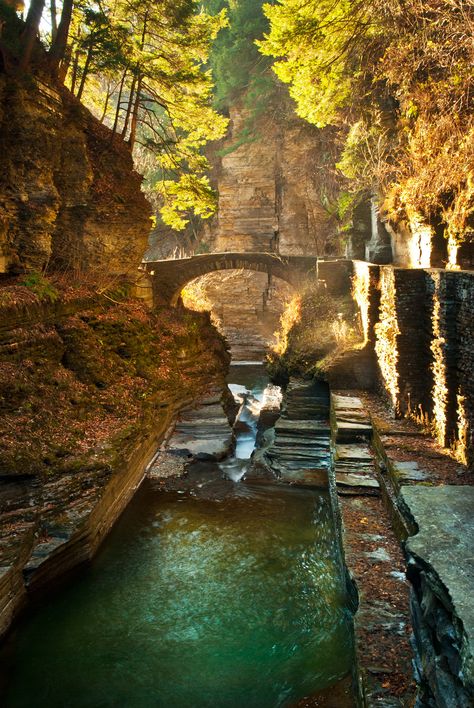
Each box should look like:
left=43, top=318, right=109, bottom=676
left=180, top=102, right=341, bottom=359
left=209, top=102, right=339, bottom=256
left=0, top=75, right=150, bottom=279
left=351, top=263, right=474, bottom=468
left=0, top=288, right=231, bottom=636
left=0, top=70, right=234, bottom=636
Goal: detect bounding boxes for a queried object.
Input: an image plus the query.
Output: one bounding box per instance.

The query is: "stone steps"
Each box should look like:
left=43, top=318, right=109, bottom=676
left=263, top=378, right=332, bottom=487
left=332, top=393, right=379, bottom=496
left=165, top=391, right=234, bottom=461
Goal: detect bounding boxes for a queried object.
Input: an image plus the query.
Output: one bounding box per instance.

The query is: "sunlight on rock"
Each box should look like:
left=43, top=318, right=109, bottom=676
left=374, top=268, right=400, bottom=410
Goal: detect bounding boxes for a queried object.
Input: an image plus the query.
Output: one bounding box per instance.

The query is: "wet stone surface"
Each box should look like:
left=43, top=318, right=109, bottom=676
left=262, top=379, right=333, bottom=487
left=402, top=485, right=474, bottom=707
left=165, top=392, right=234, bottom=462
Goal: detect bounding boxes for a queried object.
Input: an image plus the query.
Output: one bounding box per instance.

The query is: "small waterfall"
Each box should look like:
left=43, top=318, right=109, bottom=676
left=221, top=367, right=283, bottom=482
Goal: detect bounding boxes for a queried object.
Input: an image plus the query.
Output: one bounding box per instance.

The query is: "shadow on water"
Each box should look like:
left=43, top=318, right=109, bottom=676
left=0, top=364, right=354, bottom=708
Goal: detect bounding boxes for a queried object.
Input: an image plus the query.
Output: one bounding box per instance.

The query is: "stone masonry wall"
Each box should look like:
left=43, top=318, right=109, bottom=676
left=356, top=265, right=474, bottom=468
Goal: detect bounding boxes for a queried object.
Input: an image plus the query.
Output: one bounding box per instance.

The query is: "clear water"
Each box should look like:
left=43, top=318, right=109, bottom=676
left=0, top=366, right=354, bottom=708
left=228, top=363, right=269, bottom=460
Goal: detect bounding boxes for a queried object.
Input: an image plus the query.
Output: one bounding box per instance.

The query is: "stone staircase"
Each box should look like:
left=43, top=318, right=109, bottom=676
left=263, top=379, right=332, bottom=486
left=331, top=394, right=379, bottom=496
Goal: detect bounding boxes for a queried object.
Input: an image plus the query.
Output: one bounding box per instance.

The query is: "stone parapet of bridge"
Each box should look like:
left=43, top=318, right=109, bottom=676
left=142, top=252, right=353, bottom=306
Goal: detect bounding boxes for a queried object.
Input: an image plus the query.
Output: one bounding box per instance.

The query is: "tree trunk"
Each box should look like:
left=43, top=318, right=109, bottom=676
left=70, top=48, right=80, bottom=94
left=50, top=0, right=58, bottom=43
left=112, top=70, right=127, bottom=135
left=121, top=74, right=136, bottom=139
left=100, top=85, right=111, bottom=123
left=58, top=43, right=72, bottom=83
left=76, top=41, right=93, bottom=100
left=127, top=75, right=142, bottom=150
left=48, top=0, right=73, bottom=76
left=19, top=0, right=46, bottom=72
left=124, top=9, right=148, bottom=148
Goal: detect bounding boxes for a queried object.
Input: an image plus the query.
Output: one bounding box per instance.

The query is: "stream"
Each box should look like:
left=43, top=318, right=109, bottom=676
left=0, top=364, right=354, bottom=707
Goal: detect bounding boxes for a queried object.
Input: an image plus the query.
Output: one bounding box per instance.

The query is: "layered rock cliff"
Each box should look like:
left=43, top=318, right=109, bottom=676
left=209, top=102, right=339, bottom=256
left=0, top=286, right=231, bottom=635
left=177, top=102, right=341, bottom=358
left=0, top=75, right=151, bottom=278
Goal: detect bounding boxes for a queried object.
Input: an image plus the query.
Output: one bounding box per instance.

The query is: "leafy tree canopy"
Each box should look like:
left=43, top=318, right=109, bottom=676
left=258, top=0, right=474, bottom=252
left=3, top=0, right=229, bottom=231
left=201, top=0, right=275, bottom=112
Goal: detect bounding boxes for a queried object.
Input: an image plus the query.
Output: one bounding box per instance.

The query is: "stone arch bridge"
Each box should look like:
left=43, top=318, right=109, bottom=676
left=142, top=252, right=352, bottom=306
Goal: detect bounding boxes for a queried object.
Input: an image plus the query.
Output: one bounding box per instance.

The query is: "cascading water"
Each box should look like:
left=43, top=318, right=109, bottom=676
left=0, top=364, right=354, bottom=708
left=221, top=362, right=283, bottom=482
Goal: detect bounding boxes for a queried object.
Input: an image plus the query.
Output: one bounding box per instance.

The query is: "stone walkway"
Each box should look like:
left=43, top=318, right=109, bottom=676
left=341, top=389, right=474, bottom=706
left=332, top=393, right=415, bottom=706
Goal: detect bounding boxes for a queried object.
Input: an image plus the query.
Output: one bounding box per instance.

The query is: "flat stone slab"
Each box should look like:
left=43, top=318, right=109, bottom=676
left=280, top=468, right=329, bottom=488
left=333, top=395, right=365, bottom=409
left=274, top=419, right=330, bottom=434
left=335, top=465, right=376, bottom=478
left=175, top=403, right=226, bottom=421
left=393, top=460, right=430, bottom=483
left=336, top=473, right=380, bottom=489
left=364, top=547, right=392, bottom=563
left=336, top=421, right=372, bottom=440
left=166, top=401, right=233, bottom=460
left=274, top=436, right=330, bottom=448
left=336, top=445, right=372, bottom=462
left=402, top=485, right=474, bottom=684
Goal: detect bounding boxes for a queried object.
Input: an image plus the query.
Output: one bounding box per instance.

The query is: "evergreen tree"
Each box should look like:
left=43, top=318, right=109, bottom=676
left=202, top=0, right=275, bottom=112
left=4, top=0, right=229, bottom=231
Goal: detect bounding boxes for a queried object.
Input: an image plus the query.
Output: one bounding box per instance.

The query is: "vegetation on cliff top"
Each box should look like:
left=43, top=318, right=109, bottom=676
left=0, top=0, right=229, bottom=231
left=267, top=285, right=362, bottom=380
left=258, top=0, right=474, bottom=258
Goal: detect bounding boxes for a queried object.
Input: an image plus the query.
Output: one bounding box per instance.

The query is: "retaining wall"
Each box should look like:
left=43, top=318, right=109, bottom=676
left=352, top=263, right=474, bottom=468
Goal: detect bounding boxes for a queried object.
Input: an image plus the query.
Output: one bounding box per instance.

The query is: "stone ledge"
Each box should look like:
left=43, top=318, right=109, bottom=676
left=367, top=399, right=474, bottom=706
left=402, top=486, right=474, bottom=706
left=0, top=381, right=225, bottom=639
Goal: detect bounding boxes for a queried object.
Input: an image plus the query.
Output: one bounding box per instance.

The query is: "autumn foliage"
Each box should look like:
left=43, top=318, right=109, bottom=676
left=0, top=285, right=230, bottom=477
left=259, top=0, right=474, bottom=257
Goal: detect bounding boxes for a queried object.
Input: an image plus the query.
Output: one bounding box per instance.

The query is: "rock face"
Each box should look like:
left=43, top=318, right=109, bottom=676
left=353, top=263, right=474, bottom=467
left=211, top=103, right=338, bottom=257
left=183, top=270, right=294, bottom=361
left=0, top=289, right=230, bottom=637
left=0, top=75, right=150, bottom=277
left=178, top=103, right=340, bottom=359
left=164, top=388, right=235, bottom=461
left=259, top=379, right=332, bottom=485
left=402, top=486, right=474, bottom=707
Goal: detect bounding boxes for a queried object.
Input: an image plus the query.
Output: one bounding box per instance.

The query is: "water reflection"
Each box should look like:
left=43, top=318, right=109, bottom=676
left=1, top=483, right=353, bottom=708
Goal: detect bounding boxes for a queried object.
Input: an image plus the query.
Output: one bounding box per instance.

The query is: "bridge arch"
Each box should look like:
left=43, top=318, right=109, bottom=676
left=143, top=252, right=320, bottom=306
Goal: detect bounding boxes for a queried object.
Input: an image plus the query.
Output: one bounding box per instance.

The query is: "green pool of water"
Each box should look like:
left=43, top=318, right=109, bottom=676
left=1, top=366, right=353, bottom=707
left=1, top=481, right=353, bottom=708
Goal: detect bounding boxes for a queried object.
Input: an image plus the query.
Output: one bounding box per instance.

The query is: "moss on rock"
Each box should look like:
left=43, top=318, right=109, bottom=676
left=0, top=290, right=230, bottom=478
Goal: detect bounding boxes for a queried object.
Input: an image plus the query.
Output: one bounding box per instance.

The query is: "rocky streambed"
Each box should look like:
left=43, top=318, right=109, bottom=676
left=5, top=349, right=466, bottom=707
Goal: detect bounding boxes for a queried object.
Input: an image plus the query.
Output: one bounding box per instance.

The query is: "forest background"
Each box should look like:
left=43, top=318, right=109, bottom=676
left=0, top=0, right=472, bottom=262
